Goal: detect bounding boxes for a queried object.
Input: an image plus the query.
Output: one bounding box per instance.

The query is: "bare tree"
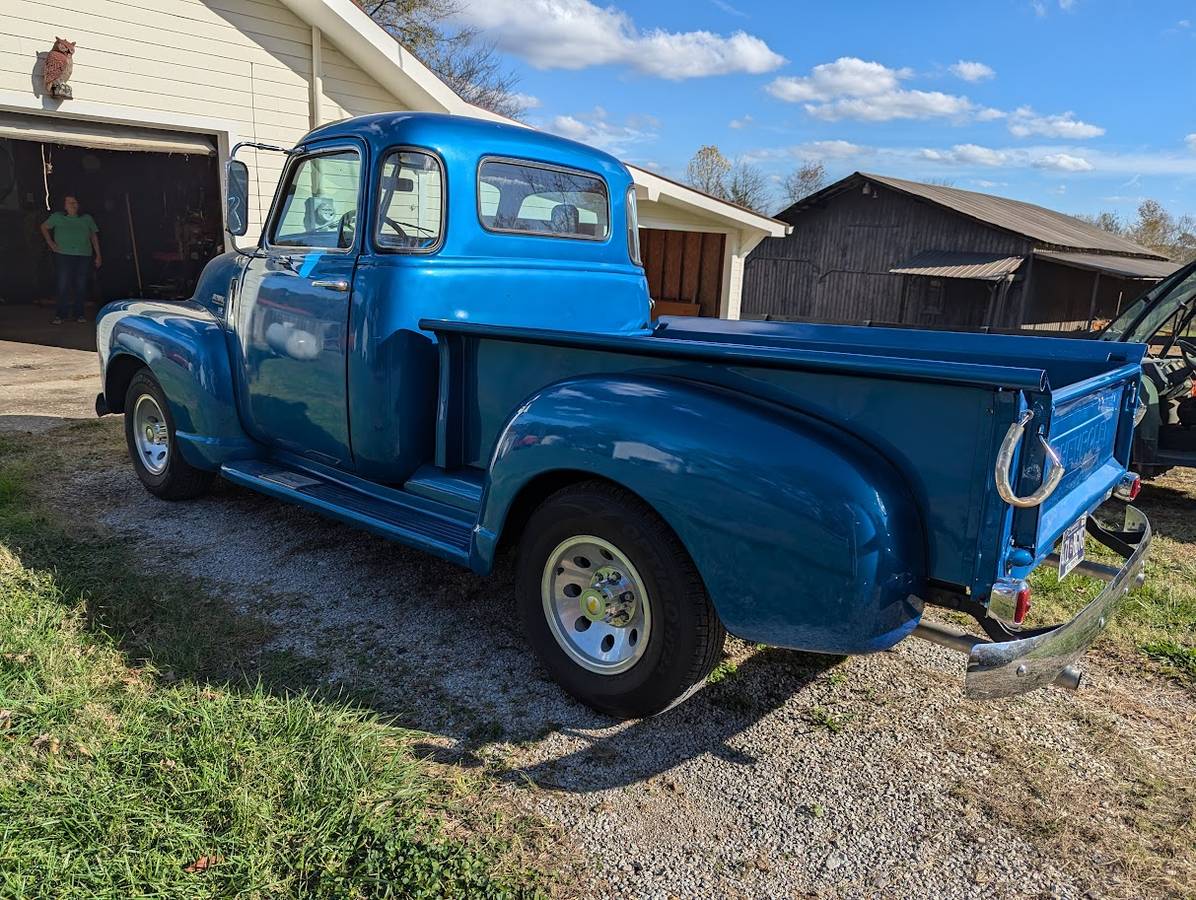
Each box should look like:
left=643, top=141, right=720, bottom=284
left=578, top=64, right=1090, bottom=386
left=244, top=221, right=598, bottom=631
left=727, top=162, right=771, bottom=213
left=685, top=145, right=732, bottom=198
left=363, top=0, right=528, bottom=119
left=1075, top=211, right=1125, bottom=234
left=1077, top=201, right=1196, bottom=263
left=781, top=160, right=826, bottom=207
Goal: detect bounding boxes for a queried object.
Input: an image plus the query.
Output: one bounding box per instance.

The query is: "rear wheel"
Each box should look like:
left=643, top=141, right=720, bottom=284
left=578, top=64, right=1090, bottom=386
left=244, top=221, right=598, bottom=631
left=516, top=481, right=725, bottom=718
left=123, top=370, right=214, bottom=500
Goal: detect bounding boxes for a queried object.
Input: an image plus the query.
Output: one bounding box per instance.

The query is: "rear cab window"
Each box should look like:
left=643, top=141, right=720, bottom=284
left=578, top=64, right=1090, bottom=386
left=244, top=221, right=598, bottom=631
left=478, top=158, right=609, bottom=241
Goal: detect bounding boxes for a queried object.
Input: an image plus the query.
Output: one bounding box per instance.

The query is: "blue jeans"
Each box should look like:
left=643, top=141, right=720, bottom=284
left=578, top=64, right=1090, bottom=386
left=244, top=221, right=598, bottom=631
left=55, top=253, right=91, bottom=319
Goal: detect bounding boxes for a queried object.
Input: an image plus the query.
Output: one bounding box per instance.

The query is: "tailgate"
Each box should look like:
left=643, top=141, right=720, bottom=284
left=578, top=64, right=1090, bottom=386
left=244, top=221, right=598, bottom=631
left=1010, top=363, right=1140, bottom=562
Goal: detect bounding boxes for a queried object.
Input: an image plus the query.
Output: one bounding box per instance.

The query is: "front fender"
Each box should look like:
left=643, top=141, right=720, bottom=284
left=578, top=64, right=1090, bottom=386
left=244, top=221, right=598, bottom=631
left=479, top=375, right=926, bottom=654
left=97, top=300, right=255, bottom=470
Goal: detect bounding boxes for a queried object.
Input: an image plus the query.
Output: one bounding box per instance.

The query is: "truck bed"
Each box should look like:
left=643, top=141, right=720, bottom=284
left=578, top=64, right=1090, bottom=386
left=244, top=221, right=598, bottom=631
left=423, top=316, right=1146, bottom=599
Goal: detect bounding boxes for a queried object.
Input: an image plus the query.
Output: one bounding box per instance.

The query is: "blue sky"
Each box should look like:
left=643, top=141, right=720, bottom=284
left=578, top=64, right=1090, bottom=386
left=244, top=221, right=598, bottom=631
left=452, top=0, right=1196, bottom=218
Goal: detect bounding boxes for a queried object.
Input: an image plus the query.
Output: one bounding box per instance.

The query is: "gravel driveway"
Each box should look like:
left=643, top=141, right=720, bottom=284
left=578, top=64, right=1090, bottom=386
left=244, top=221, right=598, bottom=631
left=4, top=342, right=1193, bottom=899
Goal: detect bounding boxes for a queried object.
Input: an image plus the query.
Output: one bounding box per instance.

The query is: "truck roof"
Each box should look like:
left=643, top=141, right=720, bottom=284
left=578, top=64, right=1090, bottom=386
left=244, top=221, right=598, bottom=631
left=301, top=112, right=630, bottom=183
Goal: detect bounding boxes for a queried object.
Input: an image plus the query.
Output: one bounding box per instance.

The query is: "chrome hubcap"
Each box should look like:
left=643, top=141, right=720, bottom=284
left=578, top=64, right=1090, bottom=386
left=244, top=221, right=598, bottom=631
left=132, top=393, right=170, bottom=475
left=542, top=535, right=651, bottom=674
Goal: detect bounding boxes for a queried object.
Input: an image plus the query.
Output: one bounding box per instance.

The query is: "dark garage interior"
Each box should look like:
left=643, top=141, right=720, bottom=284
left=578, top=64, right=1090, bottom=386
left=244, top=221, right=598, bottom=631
left=0, top=136, right=222, bottom=351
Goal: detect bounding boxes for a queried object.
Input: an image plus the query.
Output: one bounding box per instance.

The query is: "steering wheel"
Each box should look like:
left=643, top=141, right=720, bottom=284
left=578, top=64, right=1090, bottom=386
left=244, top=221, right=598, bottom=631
left=382, top=216, right=436, bottom=236
left=382, top=215, right=408, bottom=240
left=1177, top=338, right=1196, bottom=373
left=337, top=209, right=357, bottom=249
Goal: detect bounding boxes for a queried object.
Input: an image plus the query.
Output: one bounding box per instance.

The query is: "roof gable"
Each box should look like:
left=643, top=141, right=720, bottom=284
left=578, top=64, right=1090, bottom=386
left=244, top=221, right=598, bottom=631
left=783, top=171, right=1168, bottom=260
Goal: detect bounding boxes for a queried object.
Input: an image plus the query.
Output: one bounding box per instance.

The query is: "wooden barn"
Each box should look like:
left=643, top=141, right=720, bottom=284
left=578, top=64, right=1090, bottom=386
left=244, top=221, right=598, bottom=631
left=742, top=172, right=1180, bottom=333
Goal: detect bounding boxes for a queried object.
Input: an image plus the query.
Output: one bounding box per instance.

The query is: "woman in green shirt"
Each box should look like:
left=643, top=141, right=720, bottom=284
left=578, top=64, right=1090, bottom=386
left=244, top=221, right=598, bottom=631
left=40, top=195, right=102, bottom=324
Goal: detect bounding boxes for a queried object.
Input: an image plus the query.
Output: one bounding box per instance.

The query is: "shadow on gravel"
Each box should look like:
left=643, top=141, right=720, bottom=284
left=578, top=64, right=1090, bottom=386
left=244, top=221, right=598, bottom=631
left=496, top=649, right=840, bottom=792
left=0, top=414, right=83, bottom=435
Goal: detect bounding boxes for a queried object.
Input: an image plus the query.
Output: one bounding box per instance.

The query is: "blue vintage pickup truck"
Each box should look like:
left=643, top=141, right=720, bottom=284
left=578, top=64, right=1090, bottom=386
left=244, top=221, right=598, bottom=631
left=95, top=113, right=1151, bottom=717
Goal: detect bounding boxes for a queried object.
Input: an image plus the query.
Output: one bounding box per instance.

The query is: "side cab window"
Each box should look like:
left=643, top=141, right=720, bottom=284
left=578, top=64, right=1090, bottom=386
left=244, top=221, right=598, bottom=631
left=270, top=148, right=362, bottom=250
left=375, top=150, right=444, bottom=252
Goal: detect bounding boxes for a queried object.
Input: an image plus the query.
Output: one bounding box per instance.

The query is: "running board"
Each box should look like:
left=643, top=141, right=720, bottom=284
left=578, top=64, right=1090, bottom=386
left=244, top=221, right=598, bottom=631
left=220, top=459, right=474, bottom=565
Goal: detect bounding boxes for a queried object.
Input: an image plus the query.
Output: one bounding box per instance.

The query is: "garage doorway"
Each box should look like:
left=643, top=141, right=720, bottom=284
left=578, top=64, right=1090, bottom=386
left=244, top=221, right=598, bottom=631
left=639, top=227, right=725, bottom=318
left=0, top=129, right=222, bottom=352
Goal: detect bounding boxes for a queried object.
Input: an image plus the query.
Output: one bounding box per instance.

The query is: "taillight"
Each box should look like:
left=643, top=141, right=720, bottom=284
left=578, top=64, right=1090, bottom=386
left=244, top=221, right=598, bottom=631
left=1114, top=472, right=1142, bottom=501
left=990, top=577, right=1031, bottom=628
left=1014, top=585, right=1032, bottom=625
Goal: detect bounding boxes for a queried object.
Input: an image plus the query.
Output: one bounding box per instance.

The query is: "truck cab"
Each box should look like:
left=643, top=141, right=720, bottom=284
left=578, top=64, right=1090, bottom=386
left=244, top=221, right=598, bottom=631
left=1100, top=259, right=1196, bottom=476
left=96, top=113, right=1151, bottom=718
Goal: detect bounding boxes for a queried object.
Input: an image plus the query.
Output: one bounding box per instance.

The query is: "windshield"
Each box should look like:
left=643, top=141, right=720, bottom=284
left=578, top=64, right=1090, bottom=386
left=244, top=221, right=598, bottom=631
left=1102, top=260, right=1196, bottom=342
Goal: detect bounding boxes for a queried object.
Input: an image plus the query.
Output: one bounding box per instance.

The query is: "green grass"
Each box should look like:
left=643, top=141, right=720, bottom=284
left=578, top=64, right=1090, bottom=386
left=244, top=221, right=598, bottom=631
left=1027, top=482, right=1196, bottom=686
left=0, top=429, right=550, bottom=898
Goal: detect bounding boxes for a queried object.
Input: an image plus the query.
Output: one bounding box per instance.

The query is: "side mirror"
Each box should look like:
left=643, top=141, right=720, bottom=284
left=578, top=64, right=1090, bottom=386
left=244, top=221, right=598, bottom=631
left=226, top=159, right=249, bottom=237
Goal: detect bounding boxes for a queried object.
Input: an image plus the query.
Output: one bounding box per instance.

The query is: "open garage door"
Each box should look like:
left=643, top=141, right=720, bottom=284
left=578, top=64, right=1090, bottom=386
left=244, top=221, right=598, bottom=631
left=0, top=115, right=222, bottom=352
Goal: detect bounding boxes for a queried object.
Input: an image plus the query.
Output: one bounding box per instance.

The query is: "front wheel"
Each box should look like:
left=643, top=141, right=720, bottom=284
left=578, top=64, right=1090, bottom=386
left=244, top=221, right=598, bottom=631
left=516, top=481, right=726, bottom=718
left=123, top=370, right=214, bottom=500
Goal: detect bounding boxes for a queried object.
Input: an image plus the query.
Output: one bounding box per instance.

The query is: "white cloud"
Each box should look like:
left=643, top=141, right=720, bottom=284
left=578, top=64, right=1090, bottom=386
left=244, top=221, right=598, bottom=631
left=1008, top=106, right=1104, bottom=139
left=919, top=144, right=1011, bottom=166
left=916, top=145, right=1093, bottom=172
left=766, top=57, right=977, bottom=122
left=546, top=107, right=655, bottom=154
left=802, top=139, right=866, bottom=159
left=1186, top=133, right=1196, bottom=151
left=509, top=92, right=541, bottom=110
left=739, top=140, right=869, bottom=166
left=454, top=0, right=784, bottom=79
left=766, top=57, right=910, bottom=102
left=1059, top=0, right=1077, bottom=9
left=950, top=60, right=995, bottom=82
left=1034, top=152, right=1094, bottom=172
left=728, top=114, right=753, bottom=129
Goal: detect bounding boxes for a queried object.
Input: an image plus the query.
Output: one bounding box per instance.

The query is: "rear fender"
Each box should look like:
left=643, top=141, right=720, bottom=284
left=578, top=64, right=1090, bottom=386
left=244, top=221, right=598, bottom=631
left=97, top=300, right=255, bottom=470
left=479, top=375, right=927, bottom=654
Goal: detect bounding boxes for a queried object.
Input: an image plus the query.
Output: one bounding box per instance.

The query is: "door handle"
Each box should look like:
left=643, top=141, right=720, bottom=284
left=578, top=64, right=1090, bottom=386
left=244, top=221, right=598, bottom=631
left=311, top=278, right=350, bottom=292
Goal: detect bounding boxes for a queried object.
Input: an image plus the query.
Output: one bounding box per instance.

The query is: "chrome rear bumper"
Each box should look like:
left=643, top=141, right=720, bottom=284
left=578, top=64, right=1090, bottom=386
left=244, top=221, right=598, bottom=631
left=918, top=504, right=1151, bottom=699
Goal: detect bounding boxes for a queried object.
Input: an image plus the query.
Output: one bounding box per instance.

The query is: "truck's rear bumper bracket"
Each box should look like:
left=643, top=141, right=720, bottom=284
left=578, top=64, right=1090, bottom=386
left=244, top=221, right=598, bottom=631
left=965, top=503, right=1150, bottom=699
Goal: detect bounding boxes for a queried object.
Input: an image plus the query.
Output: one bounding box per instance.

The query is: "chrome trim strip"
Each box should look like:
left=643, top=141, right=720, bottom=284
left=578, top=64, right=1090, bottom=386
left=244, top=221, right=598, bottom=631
left=965, top=504, right=1150, bottom=699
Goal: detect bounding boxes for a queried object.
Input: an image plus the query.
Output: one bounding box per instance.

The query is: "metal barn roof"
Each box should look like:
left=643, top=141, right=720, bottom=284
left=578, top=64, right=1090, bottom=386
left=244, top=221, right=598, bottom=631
left=791, top=172, right=1169, bottom=261
left=889, top=250, right=1026, bottom=280
left=1033, top=250, right=1181, bottom=279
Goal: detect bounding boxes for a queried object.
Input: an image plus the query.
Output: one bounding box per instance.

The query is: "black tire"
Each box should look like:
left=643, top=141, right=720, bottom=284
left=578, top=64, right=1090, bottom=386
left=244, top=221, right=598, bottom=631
left=516, top=480, right=726, bottom=718
left=123, top=370, right=214, bottom=501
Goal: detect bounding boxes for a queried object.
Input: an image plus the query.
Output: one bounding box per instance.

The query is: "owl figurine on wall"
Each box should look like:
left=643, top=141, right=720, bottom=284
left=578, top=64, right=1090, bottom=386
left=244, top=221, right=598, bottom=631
left=43, top=37, right=76, bottom=100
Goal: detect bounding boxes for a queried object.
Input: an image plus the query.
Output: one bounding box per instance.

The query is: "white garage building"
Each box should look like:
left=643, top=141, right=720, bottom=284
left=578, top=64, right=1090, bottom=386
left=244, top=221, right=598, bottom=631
left=0, top=0, right=785, bottom=339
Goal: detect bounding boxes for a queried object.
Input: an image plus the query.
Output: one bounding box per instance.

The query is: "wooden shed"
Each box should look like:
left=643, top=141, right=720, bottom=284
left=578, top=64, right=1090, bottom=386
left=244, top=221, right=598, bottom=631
left=742, top=172, right=1179, bottom=332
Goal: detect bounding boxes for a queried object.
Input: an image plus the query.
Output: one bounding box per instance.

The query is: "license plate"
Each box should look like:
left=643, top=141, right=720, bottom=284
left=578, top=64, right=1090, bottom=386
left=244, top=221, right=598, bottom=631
left=1057, top=516, right=1086, bottom=581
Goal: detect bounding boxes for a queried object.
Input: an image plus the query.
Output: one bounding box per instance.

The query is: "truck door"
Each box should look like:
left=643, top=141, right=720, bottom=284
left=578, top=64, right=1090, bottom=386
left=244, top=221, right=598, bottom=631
left=231, top=143, right=363, bottom=467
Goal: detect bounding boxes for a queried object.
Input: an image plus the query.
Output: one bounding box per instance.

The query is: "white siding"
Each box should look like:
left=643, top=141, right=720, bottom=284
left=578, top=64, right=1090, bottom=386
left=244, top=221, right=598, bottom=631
left=0, top=0, right=405, bottom=234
